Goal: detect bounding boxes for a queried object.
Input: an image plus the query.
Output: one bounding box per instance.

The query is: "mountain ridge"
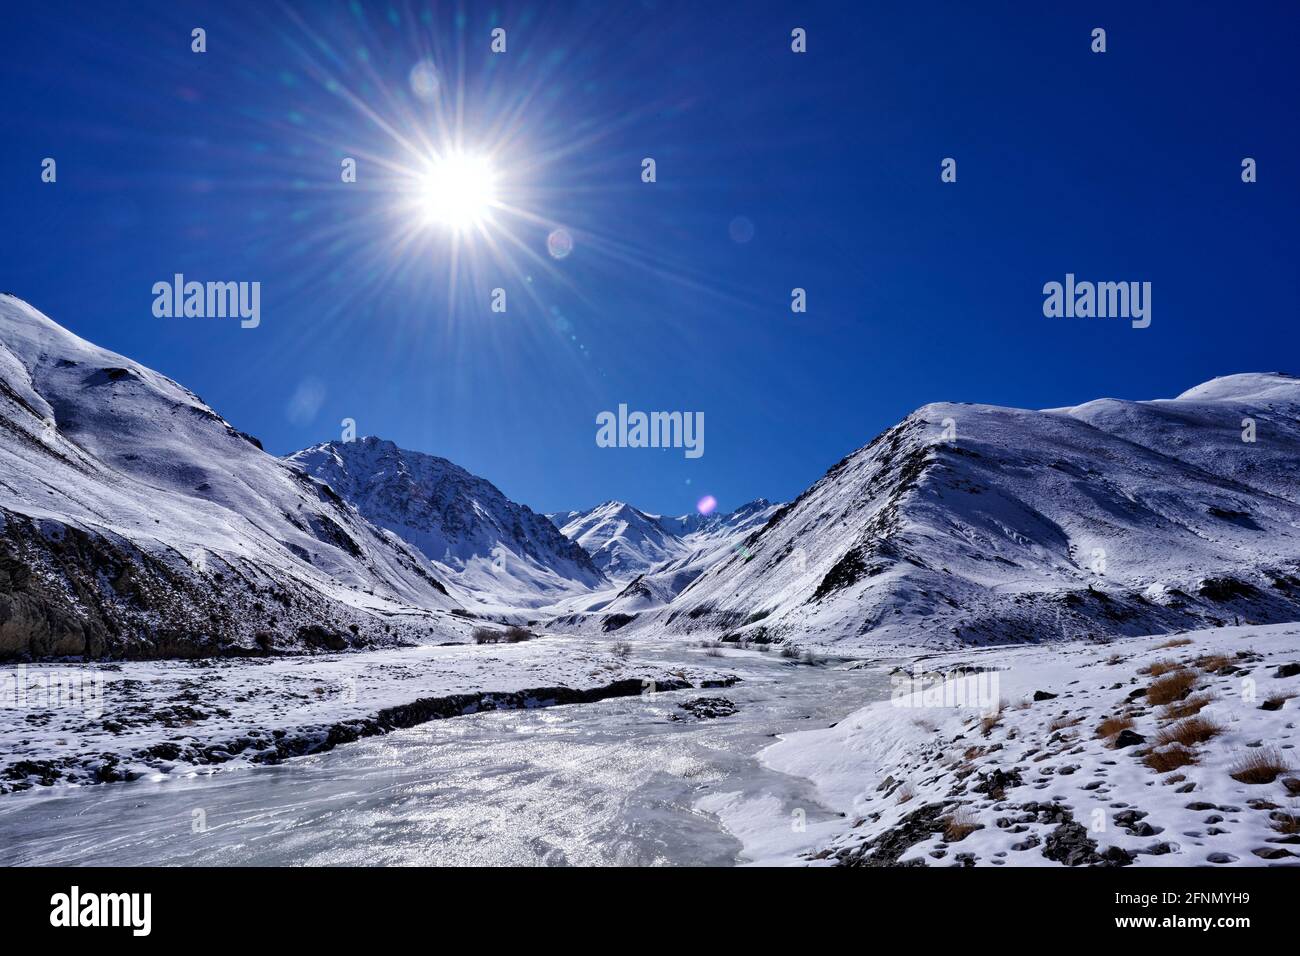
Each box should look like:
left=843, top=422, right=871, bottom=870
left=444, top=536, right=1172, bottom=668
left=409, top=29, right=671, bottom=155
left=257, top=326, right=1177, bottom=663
left=286, top=437, right=605, bottom=605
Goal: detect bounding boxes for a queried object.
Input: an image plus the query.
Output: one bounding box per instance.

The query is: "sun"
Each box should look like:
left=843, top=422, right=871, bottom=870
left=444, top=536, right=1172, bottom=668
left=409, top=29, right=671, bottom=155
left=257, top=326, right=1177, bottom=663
left=414, top=151, right=498, bottom=230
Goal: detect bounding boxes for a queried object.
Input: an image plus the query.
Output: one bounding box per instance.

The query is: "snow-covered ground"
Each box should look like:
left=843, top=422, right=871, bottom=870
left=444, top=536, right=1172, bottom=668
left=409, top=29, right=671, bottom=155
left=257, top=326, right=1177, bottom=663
left=0, top=636, right=735, bottom=795
left=715, top=622, right=1300, bottom=866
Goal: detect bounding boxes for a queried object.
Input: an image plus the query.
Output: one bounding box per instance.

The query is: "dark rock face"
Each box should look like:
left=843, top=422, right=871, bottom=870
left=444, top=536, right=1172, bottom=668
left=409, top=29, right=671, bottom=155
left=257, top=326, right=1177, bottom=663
left=973, top=768, right=1023, bottom=800
left=836, top=802, right=951, bottom=867
left=297, top=625, right=348, bottom=652
left=1033, top=690, right=1058, bottom=701
left=1042, top=820, right=1135, bottom=867
left=0, top=509, right=446, bottom=661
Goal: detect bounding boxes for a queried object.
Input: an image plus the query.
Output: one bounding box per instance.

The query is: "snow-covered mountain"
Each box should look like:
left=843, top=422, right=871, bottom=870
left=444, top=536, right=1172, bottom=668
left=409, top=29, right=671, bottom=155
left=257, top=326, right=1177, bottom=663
left=7, top=288, right=1299, bottom=659
left=0, top=295, right=462, bottom=660
left=583, top=373, right=1300, bottom=649
left=552, top=498, right=779, bottom=582
left=287, top=438, right=605, bottom=604
left=552, top=501, right=688, bottom=579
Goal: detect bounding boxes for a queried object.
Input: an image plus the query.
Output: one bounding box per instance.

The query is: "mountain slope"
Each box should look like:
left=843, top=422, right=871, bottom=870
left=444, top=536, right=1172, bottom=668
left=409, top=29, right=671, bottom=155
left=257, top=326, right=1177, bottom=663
left=553, top=498, right=779, bottom=583
left=553, top=501, right=688, bottom=579
left=592, top=374, right=1300, bottom=649
left=286, top=438, right=605, bottom=605
left=0, top=295, right=461, bottom=660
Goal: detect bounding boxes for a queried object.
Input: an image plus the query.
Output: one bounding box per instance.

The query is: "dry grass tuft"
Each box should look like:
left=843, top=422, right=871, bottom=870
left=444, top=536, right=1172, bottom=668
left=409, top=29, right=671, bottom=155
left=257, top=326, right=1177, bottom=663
left=1162, top=692, right=1214, bottom=720
left=1049, top=714, right=1083, bottom=732
left=1229, top=747, right=1291, bottom=785
left=1156, top=637, right=1193, bottom=649
left=1273, top=808, right=1300, bottom=836
left=1096, top=715, right=1134, bottom=738
left=1143, top=745, right=1199, bottom=773
left=1154, top=716, right=1224, bottom=748
left=1146, top=668, right=1197, bottom=705
left=1194, top=653, right=1233, bottom=673
left=895, top=783, right=915, bottom=804
left=979, top=713, right=1003, bottom=737
left=944, top=806, right=980, bottom=842
left=1143, top=659, right=1184, bottom=677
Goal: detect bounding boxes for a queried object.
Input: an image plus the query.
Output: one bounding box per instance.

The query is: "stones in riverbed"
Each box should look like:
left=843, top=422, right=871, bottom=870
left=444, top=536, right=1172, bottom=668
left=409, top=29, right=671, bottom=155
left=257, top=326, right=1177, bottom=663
left=670, top=697, right=739, bottom=720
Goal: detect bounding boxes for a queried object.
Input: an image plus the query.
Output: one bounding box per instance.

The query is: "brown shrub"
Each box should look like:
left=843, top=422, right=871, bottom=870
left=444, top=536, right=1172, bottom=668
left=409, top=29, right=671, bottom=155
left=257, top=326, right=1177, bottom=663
left=1156, top=637, right=1193, bottom=649
left=1162, top=693, right=1214, bottom=720
left=1143, top=745, right=1198, bottom=773
left=1144, top=659, right=1183, bottom=677
left=1194, top=653, right=1232, bottom=673
left=1146, top=669, right=1197, bottom=705
left=1154, top=716, right=1224, bottom=748
left=1096, top=715, right=1134, bottom=738
left=944, top=806, right=980, bottom=842
left=1229, top=747, right=1291, bottom=785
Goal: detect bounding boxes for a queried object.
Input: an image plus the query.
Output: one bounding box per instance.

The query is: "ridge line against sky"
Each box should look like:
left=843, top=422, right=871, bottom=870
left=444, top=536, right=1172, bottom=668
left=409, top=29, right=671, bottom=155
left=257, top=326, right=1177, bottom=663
left=3, top=1, right=1297, bottom=515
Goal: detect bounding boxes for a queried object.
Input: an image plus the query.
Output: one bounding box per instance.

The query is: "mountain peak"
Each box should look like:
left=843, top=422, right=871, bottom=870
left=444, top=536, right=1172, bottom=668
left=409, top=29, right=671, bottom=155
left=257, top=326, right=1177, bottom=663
left=286, top=438, right=606, bottom=600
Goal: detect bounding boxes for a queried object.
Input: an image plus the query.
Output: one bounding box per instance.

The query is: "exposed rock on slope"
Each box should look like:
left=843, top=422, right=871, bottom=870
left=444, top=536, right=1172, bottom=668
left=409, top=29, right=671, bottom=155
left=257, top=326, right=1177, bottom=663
left=287, top=437, right=606, bottom=604
left=599, top=374, right=1300, bottom=649
left=0, top=295, right=459, bottom=660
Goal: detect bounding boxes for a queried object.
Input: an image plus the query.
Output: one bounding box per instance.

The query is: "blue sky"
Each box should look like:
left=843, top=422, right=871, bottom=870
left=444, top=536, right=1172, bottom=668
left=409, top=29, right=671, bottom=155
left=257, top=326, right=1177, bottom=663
left=3, top=1, right=1298, bottom=516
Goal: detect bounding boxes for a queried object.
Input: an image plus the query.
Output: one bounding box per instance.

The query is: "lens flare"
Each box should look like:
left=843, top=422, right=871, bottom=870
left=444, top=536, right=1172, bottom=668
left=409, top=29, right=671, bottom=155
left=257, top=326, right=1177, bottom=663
left=547, top=228, right=574, bottom=259
left=696, top=495, right=718, bottom=516
left=408, top=59, right=440, bottom=101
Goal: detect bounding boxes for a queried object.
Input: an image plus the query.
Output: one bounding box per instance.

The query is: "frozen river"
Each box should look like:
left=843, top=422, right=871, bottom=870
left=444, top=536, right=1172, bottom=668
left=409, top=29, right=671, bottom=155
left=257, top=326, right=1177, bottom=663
left=0, top=645, right=890, bottom=866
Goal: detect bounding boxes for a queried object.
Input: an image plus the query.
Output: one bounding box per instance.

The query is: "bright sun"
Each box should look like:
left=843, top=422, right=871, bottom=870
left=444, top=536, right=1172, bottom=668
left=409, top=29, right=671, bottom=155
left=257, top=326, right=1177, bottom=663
left=415, top=152, right=498, bottom=230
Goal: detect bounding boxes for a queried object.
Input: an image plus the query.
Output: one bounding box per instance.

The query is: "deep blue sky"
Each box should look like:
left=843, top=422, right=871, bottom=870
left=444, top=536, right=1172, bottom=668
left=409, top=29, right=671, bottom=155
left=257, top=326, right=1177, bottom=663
left=3, top=1, right=1298, bottom=516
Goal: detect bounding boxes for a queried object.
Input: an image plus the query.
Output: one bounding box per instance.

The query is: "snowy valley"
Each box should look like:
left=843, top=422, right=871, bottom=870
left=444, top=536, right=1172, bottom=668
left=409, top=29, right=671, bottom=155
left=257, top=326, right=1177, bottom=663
left=2, top=293, right=1298, bottom=868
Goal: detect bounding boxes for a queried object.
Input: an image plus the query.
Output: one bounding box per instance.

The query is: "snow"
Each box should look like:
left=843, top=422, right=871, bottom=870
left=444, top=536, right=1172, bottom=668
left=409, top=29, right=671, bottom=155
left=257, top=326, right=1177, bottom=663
left=0, top=636, right=736, bottom=793
left=732, top=622, right=1300, bottom=866
left=555, top=501, right=693, bottom=579
left=553, top=499, right=777, bottom=583
left=618, top=375, right=1300, bottom=649
left=0, top=294, right=461, bottom=657
left=287, top=437, right=605, bottom=607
